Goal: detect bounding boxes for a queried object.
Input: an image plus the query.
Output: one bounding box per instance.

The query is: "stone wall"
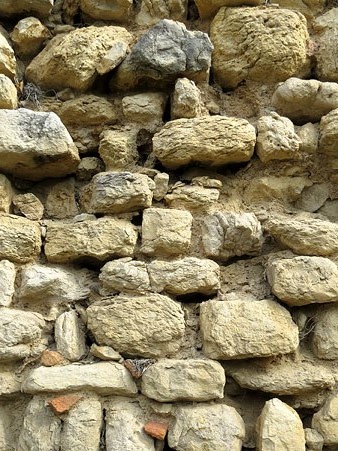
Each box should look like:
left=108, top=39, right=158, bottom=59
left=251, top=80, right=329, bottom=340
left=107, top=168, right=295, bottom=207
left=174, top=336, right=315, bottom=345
left=0, top=0, right=338, bottom=450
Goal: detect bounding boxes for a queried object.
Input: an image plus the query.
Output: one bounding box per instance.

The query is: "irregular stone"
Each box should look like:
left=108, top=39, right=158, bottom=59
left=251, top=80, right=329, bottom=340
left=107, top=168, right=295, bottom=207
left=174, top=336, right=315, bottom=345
left=211, top=7, right=309, bottom=89
left=90, top=344, right=121, bottom=361
left=313, top=305, right=338, bottom=359
left=195, top=0, right=261, bottom=19
left=295, top=184, right=329, bottom=212
left=136, top=0, right=187, bottom=25
left=144, top=421, right=168, bottom=440
left=312, top=393, right=338, bottom=446
left=11, top=17, right=50, bottom=59
left=265, top=214, right=338, bottom=256
left=148, top=257, right=220, bottom=295
left=297, top=123, right=319, bottom=153
left=313, top=10, right=338, bottom=82
left=0, top=30, right=16, bottom=80
left=113, top=19, right=213, bottom=89
left=276, top=0, right=325, bottom=20
left=0, top=370, right=21, bottom=395
left=55, top=311, right=87, bottom=362
left=0, top=0, right=53, bottom=17
left=40, top=350, right=66, bottom=366
left=168, top=404, right=245, bottom=451
left=318, top=199, right=338, bottom=221
left=202, top=212, right=263, bottom=260
left=256, top=112, right=301, bottom=163
left=0, top=174, right=13, bottom=213
left=61, top=396, right=103, bottom=451
left=257, top=398, right=306, bottom=451
left=122, top=93, right=167, bottom=127
left=0, top=109, right=80, bottom=181
left=17, top=396, right=62, bottom=451
left=153, top=173, right=169, bottom=201
left=0, top=74, right=17, bottom=108
left=48, top=394, right=83, bottom=415
left=58, top=95, right=117, bottom=126
left=141, top=359, right=225, bottom=401
left=0, top=260, right=15, bottom=307
left=99, top=129, right=138, bottom=171
left=81, top=0, right=132, bottom=22
left=153, top=116, right=256, bottom=169
left=100, top=259, right=150, bottom=294
left=81, top=172, right=155, bottom=214
left=200, top=299, right=299, bottom=360
left=165, top=185, right=220, bottom=209
left=42, top=178, right=78, bottom=219
left=76, top=157, right=104, bottom=181
left=45, top=217, right=137, bottom=263
left=140, top=208, right=192, bottom=256
left=123, top=359, right=154, bottom=379
left=26, top=26, right=132, bottom=91
left=0, top=214, right=41, bottom=263
left=87, top=294, right=185, bottom=358
left=13, top=193, right=44, bottom=220
left=171, top=77, right=204, bottom=119
left=319, top=108, right=338, bottom=155
left=304, top=428, right=324, bottom=451
left=22, top=362, right=138, bottom=395
left=96, top=41, right=129, bottom=75
left=272, top=77, right=338, bottom=124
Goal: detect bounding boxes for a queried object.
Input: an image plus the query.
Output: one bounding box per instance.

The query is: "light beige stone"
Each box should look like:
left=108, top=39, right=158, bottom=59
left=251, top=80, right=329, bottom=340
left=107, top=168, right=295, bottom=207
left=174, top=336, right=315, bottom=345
left=319, top=108, right=338, bottom=155
left=99, top=129, right=138, bottom=171
left=256, top=112, right=301, bottom=163
left=87, top=294, right=185, bottom=358
left=90, top=344, right=121, bottom=361
left=0, top=370, right=21, bottom=396
left=96, top=41, right=129, bottom=75
left=153, top=116, right=256, bottom=169
left=304, top=428, right=324, bottom=451
left=313, top=10, right=338, bottom=82
left=22, top=362, right=138, bottom=395
left=275, top=0, right=325, bottom=20
left=0, top=214, right=41, bottom=263
left=81, top=0, right=132, bottom=22
left=13, top=193, right=44, bottom=220
left=165, top=184, right=220, bottom=209
left=76, top=157, right=104, bottom=181
left=122, top=92, right=167, bottom=128
left=0, top=260, right=15, bottom=307
left=312, top=393, right=338, bottom=446
left=100, top=258, right=150, bottom=294
left=136, top=0, right=187, bottom=25
left=297, top=123, right=319, bottom=153
left=295, top=184, right=329, bottom=212
left=43, top=178, right=78, bottom=219
left=11, top=17, right=49, bottom=59
left=200, top=299, right=299, bottom=360
left=55, top=311, right=87, bottom=362
left=168, top=404, right=245, bottom=451
left=58, top=95, right=117, bottom=126
left=195, top=0, right=261, bottom=19
left=153, top=172, right=169, bottom=201
left=313, top=305, right=338, bottom=359
left=171, top=77, right=204, bottom=119
left=211, top=7, right=310, bottom=88
left=141, top=359, right=225, bottom=401
left=45, top=217, right=137, bottom=263
left=257, top=398, right=305, bottom=451
left=141, top=208, right=193, bottom=256
left=0, top=0, right=53, bottom=17
left=0, top=74, right=17, bottom=108
left=0, top=174, right=13, bottom=213
left=0, top=31, right=16, bottom=81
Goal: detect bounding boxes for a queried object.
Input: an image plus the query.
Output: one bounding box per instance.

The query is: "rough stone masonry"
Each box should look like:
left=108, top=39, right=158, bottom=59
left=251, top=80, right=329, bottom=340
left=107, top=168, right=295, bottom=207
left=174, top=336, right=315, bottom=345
left=1, top=0, right=338, bottom=450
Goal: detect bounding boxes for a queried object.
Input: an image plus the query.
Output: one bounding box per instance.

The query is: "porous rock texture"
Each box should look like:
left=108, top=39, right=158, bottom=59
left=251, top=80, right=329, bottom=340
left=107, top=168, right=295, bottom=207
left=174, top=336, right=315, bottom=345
left=1, top=1, right=338, bottom=449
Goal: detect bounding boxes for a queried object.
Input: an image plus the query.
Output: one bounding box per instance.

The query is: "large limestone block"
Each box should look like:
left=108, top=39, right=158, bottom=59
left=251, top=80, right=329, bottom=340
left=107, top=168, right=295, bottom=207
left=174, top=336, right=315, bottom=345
left=272, top=77, right=338, bottom=124
left=55, top=311, right=87, bottom=362
left=0, top=214, right=41, bottom=263
left=211, top=7, right=309, bottom=88
left=153, top=116, right=256, bottom=169
left=141, top=359, right=225, bottom=402
left=313, top=306, right=338, bottom=359
left=100, top=259, right=150, bottom=294
left=0, top=260, right=15, bottom=307
left=0, top=74, right=17, bottom=108
left=22, top=362, right=138, bottom=395
left=265, top=214, right=338, bottom=256
left=81, top=172, right=155, bottom=214
left=0, top=109, right=80, bottom=181
left=319, top=108, right=338, bottom=155
left=0, top=308, right=46, bottom=361
left=26, top=26, right=132, bottom=91
left=58, top=95, right=117, bottom=126
left=256, top=112, right=301, bottom=163
left=202, top=212, right=263, bottom=260
left=141, top=208, right=192, bottom=256
left=99, top=129, right=138, bottom=171
left=313, top=10, right=338, bottom=82
left=45, top=217, right=137, bottom=263
left=168, top=404, right=245, bottom=451
left=0, top=174, right=13, bottom=213
left=136, top=0, right=187, bottom=25
left=257, top=398, right=306, bottom=451
left=312, top=393, right=338, bottom=446
left=113, top=19, right=213, bottom=89
left=148, top=257, right=220, bottom=295
left=200, top=299, right=299, bottom=360
left=267, top=256, right=338, bottom=306
left=11, top=17, right=50, bottom=59
left=87, top=294, right=185, bottom=358
left=18, top=264, right=95, bottom=303
left=81, top=0, right=132, bottom=22
left=0, top=0, right=53, bottom=17
left=0, top=31, right=16, bottom=80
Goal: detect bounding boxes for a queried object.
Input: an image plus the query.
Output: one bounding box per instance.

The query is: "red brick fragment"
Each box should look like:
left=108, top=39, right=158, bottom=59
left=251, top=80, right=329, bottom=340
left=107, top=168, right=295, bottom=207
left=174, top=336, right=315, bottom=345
left=144, top=421, right=168, bottom=440
left=40, top=350, right=66, bottom=367
left=48, top=394, right=82, bottom=415
left=123, top=360, right=143, bottom=379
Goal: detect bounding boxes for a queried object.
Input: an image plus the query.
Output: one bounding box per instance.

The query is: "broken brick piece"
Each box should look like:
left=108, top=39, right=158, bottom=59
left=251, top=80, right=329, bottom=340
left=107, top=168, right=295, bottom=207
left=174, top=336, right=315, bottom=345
left=40, top=350, right=66, bottom=367
left=144, top=421, right=168, bottom=440
left=48, top=394, right=82, bottom=415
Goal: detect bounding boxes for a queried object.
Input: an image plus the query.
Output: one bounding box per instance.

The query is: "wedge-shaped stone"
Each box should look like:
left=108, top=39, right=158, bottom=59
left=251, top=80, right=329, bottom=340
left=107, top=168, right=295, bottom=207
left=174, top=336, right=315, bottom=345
left=0, top=260, right=15, bottom=307
left=0, top=109, right=80, bottom=181
left=141, top=359, right=225, bottom=402
left=312, top=393, right=338, bottom=447
left=100, top=259, right=151, bottom=294
left=265, top=214, right=338, bottom=256
left=0, top=0, right=53, bottom=17
left=200, top=299, right=299, bottom=360
left=267, top=256, right=338, bottom=306
left=313, top=305, right=338, bottom=360
left=153, top=116, right=255, bottom=169
left=87, top=294, right=185, bottom=358
left=148, top=257, right=220, bottom=295
left=45, top=217, right=137, bottom=263
left=22, top=362, right=138, bottom=395
left=168, top=404, right=245, bottom=451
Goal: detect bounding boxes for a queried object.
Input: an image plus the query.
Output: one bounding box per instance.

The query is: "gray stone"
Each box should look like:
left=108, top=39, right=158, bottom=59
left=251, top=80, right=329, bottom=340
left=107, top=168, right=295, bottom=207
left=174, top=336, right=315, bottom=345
left=96, top=41, right=129, bottom=75
left=295, top=184, right=329, bottom=212
left=90, top=344, right=122, bottom=361
left=0, top=260, right=15, bottom=307
left=55, top=311, right=87, bottom=362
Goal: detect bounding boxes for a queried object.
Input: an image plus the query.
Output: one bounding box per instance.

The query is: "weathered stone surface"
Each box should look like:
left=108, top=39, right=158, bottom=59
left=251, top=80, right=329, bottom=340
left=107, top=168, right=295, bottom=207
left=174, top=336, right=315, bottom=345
left=141, top=359, right=225, bottom=401
left=0, top=174, right=13, bottom=213
left=319, top=199, right=338, bottom=221
left=211, top=7, right=309, bottom=88
left=313, top=305, right=338, bottom=359
left=0, top=370, right=21, bottom=395
left=99, top=129, right=138, bottom=171
left=0, top=109, right=80, bottom=181
left=200, top=299, right=299, bottom=360
left=168, top=404, right=245, bottom=451
left=0, top=74, right=17, bottom=108
left=165, top=184, right=220, bottom=209
left=81, top=172, right=155, bottom=214
left=276, top=0, right=325, bottom=20
left=81, top=0, right=132, bottom=22
left=257, top=398, right=306, bottom=451
left=58, top=95, right=117, bottom=126
left=312, top=393, right=338, bottom=446
left=202, top=212, right=263, bottom=260
left=55, top=311, right=87, bottom=362
left=0, top=0, right=53, bottom=17
left=40, top=350, right=66, bottom=367
left=22, top=362, right=138, bottom=395
left=313, top=10, right=338, bottom=82
left=319, top=108, right=338, bottom=155
left=45, top=217, right=137, bottom=263
left=41, top=178, right=78, bottom=219
left=148, top=257, right=220, bottom=295
left=87, top=294, right=185, bottom=358
left=113, top=19, right=213, bottom=89
left=171, top=77, right=204, bottom=119
left=0, top=308, right=46, bottom=360
left=11, top=17, right=49, bottom=59
left=295, top=184, right=329, bottom=212
left=48, top=394, right=82, bottom=415
left=141, top=208, right=192, bottom=256
left=26, top=26, right=132, bottom=91
left=153, top=116, right=256, bottom=169
left=122, top=93, right=167, bottom=127
left=90, top=344, right=121, bottom=361
left=305, top=428, right=324, bottom=451
left=265, top=214, right=338, bottom=256
left=96, top=41, right=129, bottom=75
left=0, top=260, right=15, bottom=307
left=13, top=193, right=44, bottom=220
left=195, top=0, right=261, bottom=19
left=136, top=0, right=187, bottom=25
left=272, top=77, right=338, bottom=124
left=297, top=123, right=319, bottom=154
left=153, top=172, right=169, bottom=201
left=0, top=214, right=41, bottom=263
left=267, top=256, right=338, bottom=306
left=0, top=31, right=16, bottom=80
left=100, top=259, right=150, bottom=294
left=76, top=157, right=104, bottom=181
